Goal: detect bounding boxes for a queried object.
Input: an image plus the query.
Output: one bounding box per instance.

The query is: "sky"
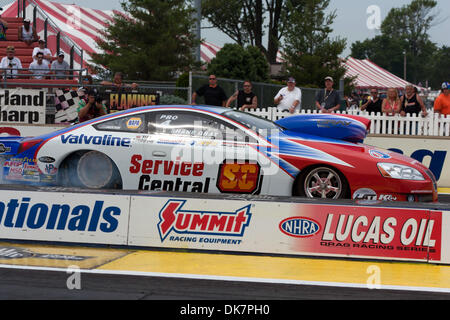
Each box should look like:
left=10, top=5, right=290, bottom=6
left=54, top=0, right=450, bottom=57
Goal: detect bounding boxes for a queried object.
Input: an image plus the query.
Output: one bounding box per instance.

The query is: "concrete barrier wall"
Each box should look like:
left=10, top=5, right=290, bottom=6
left=0, top=188, right=448, bottom=264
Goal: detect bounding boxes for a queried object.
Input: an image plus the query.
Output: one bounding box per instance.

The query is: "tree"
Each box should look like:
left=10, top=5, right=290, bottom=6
left=351, top=0, right=441, bottom=85
left=281, top=0, right=348, bottom=88
left=428, top=46, right=450, bottom=88
left=91, top=0, right=199, bottom=81
left=201, top=0, right=287, bottom=64
left=207, top=44, right=270, bottom=82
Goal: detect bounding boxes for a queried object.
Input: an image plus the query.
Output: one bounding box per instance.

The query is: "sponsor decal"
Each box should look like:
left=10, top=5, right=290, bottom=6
left=0, top=246, right=91, bottom=261
left=0, top=198, right=120, bottom=233
left=353, top=188, right=398, bottom=201
left=317, top=120, right=351, bottom=128
left=38, top=156, right=55, bottom=163
left=369, top=149, right=391, bottom=159
left=279, top=217, right=321, bottom=238
left=126, top=117, right=142, bottom=130
left=157, top=199, right=251, bottom=243
left=0, top=143, right=11, bottom=153
left=217, top=161, right=261, bottom=194
left=61, top=134, right=131, bottom=147
left=130, top=155, right=210, bottom=192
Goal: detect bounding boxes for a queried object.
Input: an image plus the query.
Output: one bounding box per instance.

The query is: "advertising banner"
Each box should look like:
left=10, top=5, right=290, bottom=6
left=0, top=190, right=130, bottom=245
left=128, top=196, right=442, bottom=262
left=0, top=88, right=46, bottom=124
left=366, top=136, right=450, bottom=187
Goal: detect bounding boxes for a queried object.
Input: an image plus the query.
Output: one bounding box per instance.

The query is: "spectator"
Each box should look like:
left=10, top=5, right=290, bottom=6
left=77, top=90, right=107, bottom=122
left=100, top=72, right=138, bottom=91
left=28, top=52, right=50, bottom=79
left=344, top=91, right=360, bottom=110
left=18, top=19, right=38, bottom=46
left=0, top=46, right=22, bottom=78
left=315, top=76, right=341, bottom=113
left=382, top=88, right=402, bottom=116
left=434, top=82, right=450, bottom=117
left=50, top=51, right=69, bottom=79
left=400, top=84, right=428, bottom=117
left=32, top=40, right=54, bottom=66
left=191, top=74, right=227, bottom=107
left=274, top=77, right=302, bottom=114
left=226, top=80, right=257, bottom=111
left=361, top=88, right=382, bottom=114
left=0, top=16, right=8, bottom=41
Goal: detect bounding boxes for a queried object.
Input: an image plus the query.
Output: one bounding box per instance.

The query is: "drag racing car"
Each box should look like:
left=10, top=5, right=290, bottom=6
left=0, top=105, right=438, bottom=202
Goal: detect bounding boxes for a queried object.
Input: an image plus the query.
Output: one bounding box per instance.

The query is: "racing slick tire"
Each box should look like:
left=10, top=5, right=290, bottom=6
left=59, top=151, right=122, bottom=189
left=295, top=165, right=349, bottom=200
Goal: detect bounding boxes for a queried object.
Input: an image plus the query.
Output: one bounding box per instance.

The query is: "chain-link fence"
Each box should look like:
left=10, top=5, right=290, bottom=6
left=191, top=74, right=345, bottom=111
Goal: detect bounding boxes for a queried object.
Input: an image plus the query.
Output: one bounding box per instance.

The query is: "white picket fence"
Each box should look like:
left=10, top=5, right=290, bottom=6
left=246, top=108, right=450, bottom=137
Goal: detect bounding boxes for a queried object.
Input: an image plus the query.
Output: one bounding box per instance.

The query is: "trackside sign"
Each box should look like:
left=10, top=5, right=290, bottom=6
left=0, top=190, right=130, bottom=244
left=0, top=89, right=46, bottom=124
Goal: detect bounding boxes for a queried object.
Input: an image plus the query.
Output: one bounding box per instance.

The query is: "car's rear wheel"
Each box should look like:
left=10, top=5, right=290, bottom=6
left=296, top=166, right=349, bottom=199
left=59, top=151, right=122, bottom=189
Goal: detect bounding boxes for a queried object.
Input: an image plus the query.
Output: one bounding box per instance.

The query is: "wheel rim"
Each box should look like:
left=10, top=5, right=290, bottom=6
left=77, top=151, right=113, bottom=188
left=303, top=167, right=343, bottom=199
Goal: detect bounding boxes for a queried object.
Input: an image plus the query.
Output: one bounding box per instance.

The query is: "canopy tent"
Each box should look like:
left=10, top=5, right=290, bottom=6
left=343, top=57, right=417, bottom=90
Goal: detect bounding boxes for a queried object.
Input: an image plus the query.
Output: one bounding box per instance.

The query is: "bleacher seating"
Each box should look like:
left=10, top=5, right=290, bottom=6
left=0, top=17, right=78, bottom=88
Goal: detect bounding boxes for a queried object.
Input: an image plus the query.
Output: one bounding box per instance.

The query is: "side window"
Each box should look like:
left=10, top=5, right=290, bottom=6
left=95, top=113, right=147, bottom=133
left=148, top=111, right=256, bottom=143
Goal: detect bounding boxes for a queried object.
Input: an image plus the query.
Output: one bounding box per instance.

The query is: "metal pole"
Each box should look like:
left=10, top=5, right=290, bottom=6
left=403, top=50, right=407, bottom=80
left=194, top=0, right=201, bottom=62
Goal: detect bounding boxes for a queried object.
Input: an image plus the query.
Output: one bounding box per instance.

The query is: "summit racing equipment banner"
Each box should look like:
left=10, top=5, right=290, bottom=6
left=127, top=196, right=444, bottom=263
left=0, top=89, right=46, bottom=124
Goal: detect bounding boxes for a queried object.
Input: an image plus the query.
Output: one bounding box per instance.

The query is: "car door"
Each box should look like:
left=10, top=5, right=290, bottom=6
left=138, top=108, right=265, bottom=195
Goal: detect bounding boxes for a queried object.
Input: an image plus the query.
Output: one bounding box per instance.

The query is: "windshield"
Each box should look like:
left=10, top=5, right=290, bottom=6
left=223, top=110, right=283, bottom=133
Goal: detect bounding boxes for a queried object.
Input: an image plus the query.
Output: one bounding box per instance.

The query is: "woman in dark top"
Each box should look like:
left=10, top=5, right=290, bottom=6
left=400, top=85, right=428, bottom=117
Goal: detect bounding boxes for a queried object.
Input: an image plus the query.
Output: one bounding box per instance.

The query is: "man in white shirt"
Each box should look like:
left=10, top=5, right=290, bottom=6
left=29, top=52, right=50, bottom=79
left=32, top=39, right=54, bottom=66
left=0, top=46, right=23, bottom=78
left=274, top=77, right=302, bottom=114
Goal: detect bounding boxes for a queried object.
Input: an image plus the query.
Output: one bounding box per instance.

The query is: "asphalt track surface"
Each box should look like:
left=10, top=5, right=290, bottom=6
left=1, top=263, right=450, bottom=301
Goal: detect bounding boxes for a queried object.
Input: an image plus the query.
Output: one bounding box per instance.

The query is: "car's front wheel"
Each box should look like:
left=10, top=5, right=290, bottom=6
left=295, top=166, right=349, bottom=199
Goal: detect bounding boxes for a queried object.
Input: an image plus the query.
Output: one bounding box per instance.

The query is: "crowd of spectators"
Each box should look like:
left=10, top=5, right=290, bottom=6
left=0, top=19, right=72, bottom=80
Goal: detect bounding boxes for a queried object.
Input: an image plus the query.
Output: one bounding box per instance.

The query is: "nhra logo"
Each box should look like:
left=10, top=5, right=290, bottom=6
left=369, top=149, right=391, bottom=159
left=157, top=200, right=252, bottom=242
left=279, top=217, right=321, bottom=238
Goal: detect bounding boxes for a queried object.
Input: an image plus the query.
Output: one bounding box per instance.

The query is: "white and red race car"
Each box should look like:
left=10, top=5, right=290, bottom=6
left=0, top=105, right=438, bottom=202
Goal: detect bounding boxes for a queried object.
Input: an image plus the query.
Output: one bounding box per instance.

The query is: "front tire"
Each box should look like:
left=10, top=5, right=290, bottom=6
left=296, top=166, right=349, bottom=199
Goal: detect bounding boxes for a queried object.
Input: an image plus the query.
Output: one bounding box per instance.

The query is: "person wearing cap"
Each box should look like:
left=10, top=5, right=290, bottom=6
left=0, top=46, right=22, bottom=78
left=50, top=51, right=70, bottom=79
left=18, top=18, right=38, bottom=46
left=315, top=76, right=341, bottom=113
left=434, top=82, right=450, bottom=117
left=274, top=77, right=302, bottom=114
left=32, top=40, right=55, bottom=66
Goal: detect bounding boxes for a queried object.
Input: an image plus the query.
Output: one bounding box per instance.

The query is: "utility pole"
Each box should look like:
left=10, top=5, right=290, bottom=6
left=194, top=0, right=201, bottom=62
left=403, top=50, right=407, bottom=80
